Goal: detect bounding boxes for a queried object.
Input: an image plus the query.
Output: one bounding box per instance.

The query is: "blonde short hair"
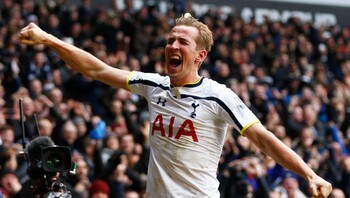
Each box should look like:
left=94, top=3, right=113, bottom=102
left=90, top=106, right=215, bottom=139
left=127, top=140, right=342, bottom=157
left=174, top=13, right=213, bottom=52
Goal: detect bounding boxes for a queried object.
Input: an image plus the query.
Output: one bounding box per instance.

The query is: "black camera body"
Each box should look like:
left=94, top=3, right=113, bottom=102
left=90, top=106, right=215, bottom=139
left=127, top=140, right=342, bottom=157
left=25, top=136, right=74, bottom=198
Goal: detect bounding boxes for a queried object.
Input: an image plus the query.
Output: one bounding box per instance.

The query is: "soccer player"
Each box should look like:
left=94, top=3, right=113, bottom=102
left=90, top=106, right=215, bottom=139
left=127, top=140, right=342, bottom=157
left=18, top=13, right=332, bottom=197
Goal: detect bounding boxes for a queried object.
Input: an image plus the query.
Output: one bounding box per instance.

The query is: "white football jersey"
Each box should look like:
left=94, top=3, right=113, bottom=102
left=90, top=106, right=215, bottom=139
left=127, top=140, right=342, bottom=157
left=127, top=71, right=259, bottom=198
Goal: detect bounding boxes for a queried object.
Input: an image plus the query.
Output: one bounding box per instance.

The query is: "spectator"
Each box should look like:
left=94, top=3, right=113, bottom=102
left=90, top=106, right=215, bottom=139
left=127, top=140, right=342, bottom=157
left=286, top=105, right=304, bottom=139
left=0, top=169, right=22, bottom=198
left=57, top=120, right=78, bottom=150
left=80, top=136, right=103, bottom=180
left=22, top=51, right=53, bottom=90
left=37, top=117, right=54, bottom=137
left=0, top=125, right=16, bottom=152
left=329, top=188, right=346, bottom=198
left=274, top=172, right=307, bottom=198
left=101, top=151, right=143, bottom=198
left=339, top=156, right=350, bottom=196
left=7, top=95, right=37, bottom=141
left=124, top=189, right=140, bottom=198
left=72, top=115, right=89, bottom=151
left=28, top=78, right=43, bottom=99
left=68, top=157, right=91, bottom=197
left=100, top=133, right=120, bottom=168
left=89, top=179, right=110, bottom=198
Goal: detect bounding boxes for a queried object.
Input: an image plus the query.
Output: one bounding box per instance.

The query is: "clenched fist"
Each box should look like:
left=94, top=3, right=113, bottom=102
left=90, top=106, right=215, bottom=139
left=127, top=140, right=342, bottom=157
left=308, top=175, right=332, bottom=198
left=19, top=22, right=49, bottom=45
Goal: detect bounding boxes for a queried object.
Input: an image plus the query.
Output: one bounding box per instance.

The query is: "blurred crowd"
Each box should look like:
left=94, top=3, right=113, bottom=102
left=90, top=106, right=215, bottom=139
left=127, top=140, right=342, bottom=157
left=0, top=0, right=349, bottom=197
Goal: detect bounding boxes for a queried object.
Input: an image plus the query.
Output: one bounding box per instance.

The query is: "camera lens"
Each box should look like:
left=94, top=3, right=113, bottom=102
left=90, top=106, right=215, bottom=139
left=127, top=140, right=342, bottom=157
left=45, top=152, right=65, bottom=169
left=42, top=146, right=72, bottom=172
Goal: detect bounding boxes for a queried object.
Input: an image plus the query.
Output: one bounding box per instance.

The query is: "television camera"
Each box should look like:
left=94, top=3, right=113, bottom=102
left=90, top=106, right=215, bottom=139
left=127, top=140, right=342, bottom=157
left=17, top=99, right=76, bottom=198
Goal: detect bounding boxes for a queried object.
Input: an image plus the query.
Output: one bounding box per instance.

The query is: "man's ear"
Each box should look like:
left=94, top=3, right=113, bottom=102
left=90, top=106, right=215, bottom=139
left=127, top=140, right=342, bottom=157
left=195, top=50, right=208, bottom=63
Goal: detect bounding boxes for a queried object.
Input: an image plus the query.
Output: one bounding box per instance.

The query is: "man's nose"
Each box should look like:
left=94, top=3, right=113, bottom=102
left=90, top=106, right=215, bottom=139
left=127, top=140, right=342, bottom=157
left=170, top=40, right=180, bottom=49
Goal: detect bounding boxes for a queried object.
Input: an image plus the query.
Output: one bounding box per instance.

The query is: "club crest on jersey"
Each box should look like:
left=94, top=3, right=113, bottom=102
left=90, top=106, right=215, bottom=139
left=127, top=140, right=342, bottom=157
left=156, top=97, right=167, bottom=106
left=190, top=102, right=199, bottom=118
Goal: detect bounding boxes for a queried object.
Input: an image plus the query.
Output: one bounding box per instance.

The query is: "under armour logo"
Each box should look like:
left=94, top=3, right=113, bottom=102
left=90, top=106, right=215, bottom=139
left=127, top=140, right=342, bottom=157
left=157, top=97, right=167, bottom=106
left=190, top=102, right=199, bottom=118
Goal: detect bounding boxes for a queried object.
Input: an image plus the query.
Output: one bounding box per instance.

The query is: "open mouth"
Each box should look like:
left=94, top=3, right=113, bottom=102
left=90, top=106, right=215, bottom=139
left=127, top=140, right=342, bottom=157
left=170, top=57, right=182, bottom=67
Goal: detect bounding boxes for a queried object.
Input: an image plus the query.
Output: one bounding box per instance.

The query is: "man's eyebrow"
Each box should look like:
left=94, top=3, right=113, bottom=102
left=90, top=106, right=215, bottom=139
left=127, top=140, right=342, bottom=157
left=168, top=36, right=190, bottom=42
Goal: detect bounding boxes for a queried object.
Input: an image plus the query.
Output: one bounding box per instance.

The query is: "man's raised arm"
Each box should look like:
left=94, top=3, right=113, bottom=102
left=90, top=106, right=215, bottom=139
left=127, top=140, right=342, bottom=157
left=19, top=22, right=131, bottom=90
left=244, top=122, right=332, bottom=198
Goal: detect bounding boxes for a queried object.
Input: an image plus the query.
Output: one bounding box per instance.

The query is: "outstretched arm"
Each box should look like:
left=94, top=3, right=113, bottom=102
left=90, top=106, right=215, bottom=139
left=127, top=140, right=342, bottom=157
left=19, top=22, right=131, bottom=90
left=244, top=122, right=332, bottom=198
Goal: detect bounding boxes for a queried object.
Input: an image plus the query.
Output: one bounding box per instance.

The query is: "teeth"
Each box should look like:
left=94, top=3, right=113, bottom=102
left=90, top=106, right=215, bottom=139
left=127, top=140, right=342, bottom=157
left=170, top=55, right=181, bottom=60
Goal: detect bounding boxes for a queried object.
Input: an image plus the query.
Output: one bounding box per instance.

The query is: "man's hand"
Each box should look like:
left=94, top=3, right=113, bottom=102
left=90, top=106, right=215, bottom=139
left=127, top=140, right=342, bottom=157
left=308, top=175, right=332, bottom=198
left=19, top=22, right=48, bottom=45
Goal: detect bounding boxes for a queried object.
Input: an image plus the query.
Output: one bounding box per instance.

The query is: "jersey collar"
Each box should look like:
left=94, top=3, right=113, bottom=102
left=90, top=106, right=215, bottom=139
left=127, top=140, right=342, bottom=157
left=170, top=77, right=204, bottom=88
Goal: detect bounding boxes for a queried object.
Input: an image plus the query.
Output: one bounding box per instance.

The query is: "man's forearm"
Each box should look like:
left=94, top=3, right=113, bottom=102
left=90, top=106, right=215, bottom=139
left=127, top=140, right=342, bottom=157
left=245, top=123, right=317, bottom=183
left=41, top=33, right=130, bottom=89
left=43, top=34, right=109, bottom=79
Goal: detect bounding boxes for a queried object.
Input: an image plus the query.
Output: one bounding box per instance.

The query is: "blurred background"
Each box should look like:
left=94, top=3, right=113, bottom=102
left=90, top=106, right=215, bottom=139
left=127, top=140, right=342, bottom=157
left=0, top=0, right=349, bottom=197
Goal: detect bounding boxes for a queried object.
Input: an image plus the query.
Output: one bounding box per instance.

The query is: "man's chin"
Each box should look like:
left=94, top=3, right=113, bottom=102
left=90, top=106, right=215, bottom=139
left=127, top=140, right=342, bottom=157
left=167, top=64, right=182, bottom=73
left=168, top=72, right=181, bottom=82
